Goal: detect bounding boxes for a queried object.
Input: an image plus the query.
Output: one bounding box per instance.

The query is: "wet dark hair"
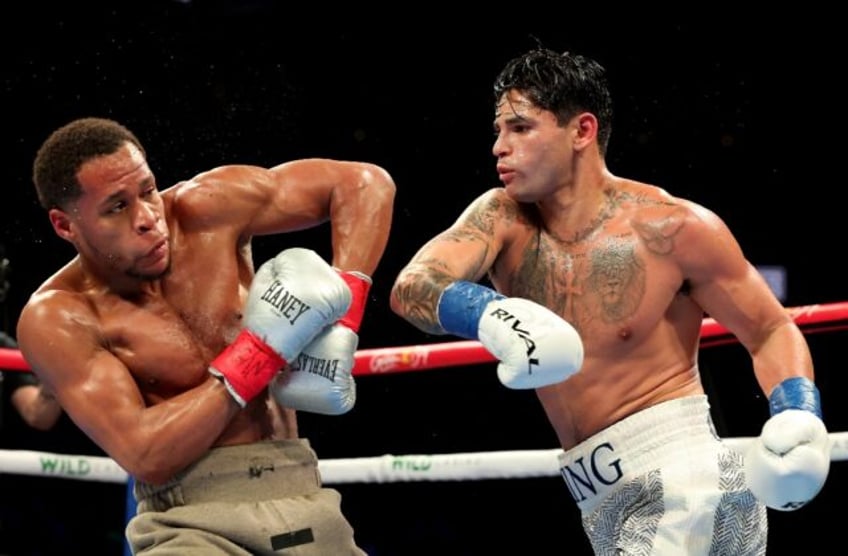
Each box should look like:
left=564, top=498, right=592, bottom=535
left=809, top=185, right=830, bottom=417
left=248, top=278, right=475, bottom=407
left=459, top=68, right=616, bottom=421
left=494, top=48, right=613, bottom=155
left=32, top=117, right=146, bottom=210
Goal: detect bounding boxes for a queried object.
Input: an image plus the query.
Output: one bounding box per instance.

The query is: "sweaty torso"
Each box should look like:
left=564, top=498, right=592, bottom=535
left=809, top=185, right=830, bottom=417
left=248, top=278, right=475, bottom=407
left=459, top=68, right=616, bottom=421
left=55, top=188, right=292, bottom=446
left=490, top=180, right=706, bottom=449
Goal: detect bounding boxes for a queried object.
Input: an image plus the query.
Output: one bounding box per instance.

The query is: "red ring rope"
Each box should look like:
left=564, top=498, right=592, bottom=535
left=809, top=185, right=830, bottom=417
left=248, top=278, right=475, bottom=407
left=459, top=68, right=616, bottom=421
left=3, top=301, right=848, bottom=375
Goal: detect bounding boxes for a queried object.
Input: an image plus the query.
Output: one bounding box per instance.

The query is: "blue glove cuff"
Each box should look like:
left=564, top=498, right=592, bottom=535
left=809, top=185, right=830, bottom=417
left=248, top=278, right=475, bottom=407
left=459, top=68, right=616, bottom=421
left=437, top=281, right=505, bottom=340
left=769, top=376, right=822, bottom=419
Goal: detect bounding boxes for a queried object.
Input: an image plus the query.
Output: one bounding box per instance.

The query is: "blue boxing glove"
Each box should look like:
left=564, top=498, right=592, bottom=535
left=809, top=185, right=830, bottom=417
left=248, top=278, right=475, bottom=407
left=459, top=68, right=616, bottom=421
left=744, top=377, right=831, bottom=510
left=437, top=281, right=583, bottom=389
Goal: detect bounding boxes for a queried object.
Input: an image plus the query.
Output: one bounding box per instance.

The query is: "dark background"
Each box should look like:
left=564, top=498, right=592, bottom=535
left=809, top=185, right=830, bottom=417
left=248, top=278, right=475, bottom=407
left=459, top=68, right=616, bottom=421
left=0, top=3, right=845, bottom=555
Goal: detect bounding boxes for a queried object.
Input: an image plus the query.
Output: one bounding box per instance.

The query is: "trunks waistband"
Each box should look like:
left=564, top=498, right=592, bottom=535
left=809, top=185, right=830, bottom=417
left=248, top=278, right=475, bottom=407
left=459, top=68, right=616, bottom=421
left=133, top=439, right=322, bottom=513
left=557, top=395, right=718, bottom=513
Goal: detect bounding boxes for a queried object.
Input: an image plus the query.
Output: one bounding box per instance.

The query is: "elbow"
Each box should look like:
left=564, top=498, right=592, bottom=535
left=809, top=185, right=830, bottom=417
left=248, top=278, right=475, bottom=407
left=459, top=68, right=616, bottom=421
left=390, top=270, right=450, bottom=336
left=133, top=472, right=174, bottom=487
left=125, top=459, right=181, bottom=486
left=14, top=392, right=62, bottom=431
left=389, top=287, right=403, bottom=318
left=21, top=414, right=48, bottom=431
left=389, top=273, right=410, bottom=318
left=27, top=413, right=61, bottom=432
left=359, top=163, right=396, bottom=207
left=117, top=446, right=186, bottom=486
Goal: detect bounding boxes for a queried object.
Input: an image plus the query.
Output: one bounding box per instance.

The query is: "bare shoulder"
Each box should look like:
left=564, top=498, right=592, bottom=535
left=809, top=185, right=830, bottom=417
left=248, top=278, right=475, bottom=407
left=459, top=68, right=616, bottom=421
left=164, top=165, right=265, bottom=206
left=460, top=187, right=538, bottom=230
left=470, top=187, right=519, bottom=212
left=19, top=266, right=95, bottom=336
left=159, top=165, right=269, bottom=231
left=617, top=179, right=717, bottom=219
left=614, top=179, right=705, bottom=225
left=17, top=270, right=100, bottom=379
left=617, top=179, right=735, bottom=259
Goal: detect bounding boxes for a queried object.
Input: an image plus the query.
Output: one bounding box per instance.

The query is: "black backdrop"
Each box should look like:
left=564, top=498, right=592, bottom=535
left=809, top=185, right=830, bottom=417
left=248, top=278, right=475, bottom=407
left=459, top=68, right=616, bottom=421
left=0, top=3, right=845, bottom=555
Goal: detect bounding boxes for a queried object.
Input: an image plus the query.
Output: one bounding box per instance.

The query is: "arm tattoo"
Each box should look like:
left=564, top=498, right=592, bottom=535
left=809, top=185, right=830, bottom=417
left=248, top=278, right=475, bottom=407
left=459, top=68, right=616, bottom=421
left=436, top=229, right=490, bottom=279
left=392, top=261, right=458, bottom=335
left=440, top=227, right=484, bottom=244
left=394, top=194, right=505, bottom=335
left=466, top=197, right=502, bottom=234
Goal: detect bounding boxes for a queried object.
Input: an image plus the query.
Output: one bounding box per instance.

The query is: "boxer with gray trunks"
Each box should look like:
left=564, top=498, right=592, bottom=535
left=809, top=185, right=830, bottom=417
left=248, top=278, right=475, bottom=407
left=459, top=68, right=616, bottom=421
left=18, top=117, right=396, bottom=554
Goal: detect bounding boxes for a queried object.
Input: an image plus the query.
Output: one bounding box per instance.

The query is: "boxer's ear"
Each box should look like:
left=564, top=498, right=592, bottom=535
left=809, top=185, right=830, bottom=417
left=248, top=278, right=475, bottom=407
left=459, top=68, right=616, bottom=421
left=572, top=112, right=597, bottom=152
left=48, top=208, right=73, bottom=242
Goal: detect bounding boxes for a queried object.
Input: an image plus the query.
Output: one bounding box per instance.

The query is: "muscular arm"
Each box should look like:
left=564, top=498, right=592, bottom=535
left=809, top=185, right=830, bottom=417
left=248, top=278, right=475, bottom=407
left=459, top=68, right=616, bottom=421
left=17, top=292, right=239, bottom=484
left=676, top=201, right=813, bottom=396
left=390, top=188, right=511, bottom=334
left=180, top=159, right=396, bottom=275
left=16, top=160, right=395, bottom=484
left=263, top=159, right=396, bottom=274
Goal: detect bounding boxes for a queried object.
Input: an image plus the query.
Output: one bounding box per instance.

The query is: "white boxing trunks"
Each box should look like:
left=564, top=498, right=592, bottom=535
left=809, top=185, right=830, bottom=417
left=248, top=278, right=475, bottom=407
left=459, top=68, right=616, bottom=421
left=558, top=395, right=767, bottom=555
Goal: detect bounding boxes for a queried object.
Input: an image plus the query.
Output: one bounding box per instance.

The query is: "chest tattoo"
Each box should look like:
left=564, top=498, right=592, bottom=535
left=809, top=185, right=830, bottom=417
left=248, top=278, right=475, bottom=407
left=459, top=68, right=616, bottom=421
left=586, top=239, right=645, bottom=322
left=632, top=207, right=687, bottom=255
left=514, top=236, right=646, bottom=326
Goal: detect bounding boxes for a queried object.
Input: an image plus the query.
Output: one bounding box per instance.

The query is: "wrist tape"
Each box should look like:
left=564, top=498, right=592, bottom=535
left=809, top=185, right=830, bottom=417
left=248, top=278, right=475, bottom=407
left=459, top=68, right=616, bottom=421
left=437, top=281, right=505, bottom=340
left=769, top=376, right=822, bottom=419
left=209, top=329, right=286, bottom=407
left=338, top=271, right=371, bottom=333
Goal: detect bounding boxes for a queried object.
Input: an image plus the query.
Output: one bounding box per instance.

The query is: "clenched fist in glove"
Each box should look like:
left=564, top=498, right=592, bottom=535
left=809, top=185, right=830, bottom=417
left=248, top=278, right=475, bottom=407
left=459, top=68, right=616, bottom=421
left=271, top=270, right=371, bottom=415
left=209, top=248, right=351, bottom=407
left=744, top=376, right=832, bottom=511
left=436, top=281, right=584, bottom=389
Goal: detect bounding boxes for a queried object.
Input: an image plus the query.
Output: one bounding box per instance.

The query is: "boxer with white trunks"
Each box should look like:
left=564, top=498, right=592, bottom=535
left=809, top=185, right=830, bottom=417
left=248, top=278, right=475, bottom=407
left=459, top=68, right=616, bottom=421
left=389, top=46, right=830, bottom=554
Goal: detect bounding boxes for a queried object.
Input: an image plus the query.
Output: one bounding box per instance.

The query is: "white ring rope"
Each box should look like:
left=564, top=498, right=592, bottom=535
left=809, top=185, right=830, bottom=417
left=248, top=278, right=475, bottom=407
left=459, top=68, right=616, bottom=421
left=2, top=432, right=846, bottom=485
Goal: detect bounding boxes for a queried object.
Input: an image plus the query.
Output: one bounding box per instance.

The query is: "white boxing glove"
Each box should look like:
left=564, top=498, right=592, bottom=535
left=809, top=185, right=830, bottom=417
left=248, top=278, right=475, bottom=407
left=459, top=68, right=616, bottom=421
left=744, top=377, right=832, bottom=511
left=209, top=248, right=351, bottom=407
left=272, top=271, right=371, bottom=415
left=437, top=281, right=583, bottom=389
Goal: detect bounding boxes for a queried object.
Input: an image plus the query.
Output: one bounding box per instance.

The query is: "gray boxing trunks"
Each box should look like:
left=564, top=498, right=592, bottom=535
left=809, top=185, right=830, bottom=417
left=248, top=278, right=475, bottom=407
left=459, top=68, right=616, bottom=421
left=127, top=439, right=365, bottom=555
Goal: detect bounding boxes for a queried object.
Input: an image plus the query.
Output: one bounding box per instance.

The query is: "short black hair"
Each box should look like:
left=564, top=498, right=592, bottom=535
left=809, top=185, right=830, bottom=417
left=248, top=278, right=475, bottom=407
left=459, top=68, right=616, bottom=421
left=494, top=48, right=613, bottom=155
left=32, top=117, right=146, bottom=210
